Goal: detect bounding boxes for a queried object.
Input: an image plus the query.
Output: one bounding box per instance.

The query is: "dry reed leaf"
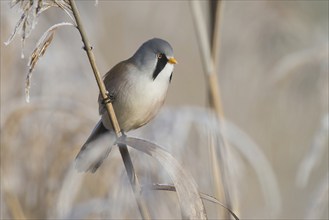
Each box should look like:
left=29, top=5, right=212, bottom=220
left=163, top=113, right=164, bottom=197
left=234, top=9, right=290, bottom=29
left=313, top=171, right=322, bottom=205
left=25, top=22, right=74, bottom=103
left=4, top=13, right=26, bottom=46
left=5, top=1, right=48, bottom=48
left=143, top=183, right=239, bottom=220
left=116, top=136, right=207, bottom=220
left=199, top=192, right=239, bottom=220
left=5, top=0, right=74, bottom=57
left=54, top=0, right=75, bottom=22
left=54, top=0, right=71, bottom=9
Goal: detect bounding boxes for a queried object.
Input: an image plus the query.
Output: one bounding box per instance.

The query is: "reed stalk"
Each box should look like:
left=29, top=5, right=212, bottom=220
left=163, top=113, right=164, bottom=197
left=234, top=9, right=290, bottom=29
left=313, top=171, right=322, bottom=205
left=190, top=1, right=234, bottom=219
left=209, top=2, right=235, bottom=218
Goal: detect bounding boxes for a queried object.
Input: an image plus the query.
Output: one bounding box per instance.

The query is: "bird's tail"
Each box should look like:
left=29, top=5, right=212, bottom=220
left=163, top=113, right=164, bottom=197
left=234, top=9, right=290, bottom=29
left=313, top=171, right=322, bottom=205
left=75, top=120, right=115, bottom=173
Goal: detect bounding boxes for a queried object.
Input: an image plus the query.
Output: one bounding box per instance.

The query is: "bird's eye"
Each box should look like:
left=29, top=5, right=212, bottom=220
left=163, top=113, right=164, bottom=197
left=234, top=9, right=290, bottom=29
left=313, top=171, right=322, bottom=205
left=157, top=53, right=163, bottom=59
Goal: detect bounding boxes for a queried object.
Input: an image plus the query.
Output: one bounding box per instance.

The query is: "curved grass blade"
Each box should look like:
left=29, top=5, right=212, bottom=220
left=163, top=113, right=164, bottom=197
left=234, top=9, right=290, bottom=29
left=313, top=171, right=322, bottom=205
left=142, top=183, right=239, bottom=220
left=116, top=136, right=207, bottom=220
left=25, top=22, right=74, bottom=102
left=174, top=106, right=281, bottom=216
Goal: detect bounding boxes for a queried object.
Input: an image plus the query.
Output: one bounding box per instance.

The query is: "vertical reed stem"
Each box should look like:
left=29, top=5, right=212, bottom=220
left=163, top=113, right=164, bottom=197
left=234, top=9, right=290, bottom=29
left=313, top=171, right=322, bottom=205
left=190, top=1, right=234, bottom=219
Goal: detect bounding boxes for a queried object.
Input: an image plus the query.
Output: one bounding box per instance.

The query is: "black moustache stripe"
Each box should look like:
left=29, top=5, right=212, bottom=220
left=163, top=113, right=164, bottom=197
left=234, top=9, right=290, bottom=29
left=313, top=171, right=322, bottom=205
left=152, top=54, right=168, bottom=80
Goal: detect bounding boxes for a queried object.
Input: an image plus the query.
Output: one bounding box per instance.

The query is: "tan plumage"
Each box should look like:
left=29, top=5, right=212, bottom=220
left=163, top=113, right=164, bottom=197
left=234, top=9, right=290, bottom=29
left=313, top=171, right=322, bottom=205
left=75, top=38, right=176, bottom=173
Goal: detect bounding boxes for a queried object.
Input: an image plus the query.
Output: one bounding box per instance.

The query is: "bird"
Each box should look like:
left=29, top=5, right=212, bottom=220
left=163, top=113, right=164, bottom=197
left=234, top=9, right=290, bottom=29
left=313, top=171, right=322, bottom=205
left=75, top=38, right=177, bottom=173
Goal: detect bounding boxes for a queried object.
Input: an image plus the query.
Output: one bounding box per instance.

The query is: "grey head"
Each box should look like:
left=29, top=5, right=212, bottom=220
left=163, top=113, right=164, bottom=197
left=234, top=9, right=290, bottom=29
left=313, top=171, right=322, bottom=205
left=130, top=38, right=177, bottom=80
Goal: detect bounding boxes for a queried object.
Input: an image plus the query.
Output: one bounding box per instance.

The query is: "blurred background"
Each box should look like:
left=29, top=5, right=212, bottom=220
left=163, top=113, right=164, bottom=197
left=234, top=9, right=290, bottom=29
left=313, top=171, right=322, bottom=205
left=1, top=0, right=328, bottom=219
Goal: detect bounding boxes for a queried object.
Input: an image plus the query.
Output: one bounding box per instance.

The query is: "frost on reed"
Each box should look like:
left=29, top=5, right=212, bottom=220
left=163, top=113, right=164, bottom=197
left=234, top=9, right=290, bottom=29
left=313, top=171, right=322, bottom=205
left=5, top=0, right=74, bottom=102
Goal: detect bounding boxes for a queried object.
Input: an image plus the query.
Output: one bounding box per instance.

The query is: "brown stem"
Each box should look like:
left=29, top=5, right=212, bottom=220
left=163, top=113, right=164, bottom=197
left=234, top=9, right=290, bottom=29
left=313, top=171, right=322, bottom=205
left=209, top=2, right=235, bottom=217
left=190, top=1, right=234, bottom=219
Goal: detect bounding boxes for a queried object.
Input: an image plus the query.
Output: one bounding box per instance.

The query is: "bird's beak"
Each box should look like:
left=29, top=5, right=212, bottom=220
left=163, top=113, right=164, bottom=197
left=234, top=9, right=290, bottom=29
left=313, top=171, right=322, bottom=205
left=168, top=57, right=178, bottom=64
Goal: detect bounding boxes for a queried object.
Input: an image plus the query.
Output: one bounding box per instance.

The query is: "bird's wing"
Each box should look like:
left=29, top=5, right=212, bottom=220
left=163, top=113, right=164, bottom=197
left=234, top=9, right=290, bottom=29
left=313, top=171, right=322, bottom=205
left=98, top=60, right=133, bottom=116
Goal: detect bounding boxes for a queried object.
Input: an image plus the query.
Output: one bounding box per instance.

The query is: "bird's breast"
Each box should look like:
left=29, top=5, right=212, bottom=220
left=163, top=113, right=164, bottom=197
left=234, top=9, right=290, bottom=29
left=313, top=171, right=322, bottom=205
left=115, top=71, right=171, bottom=131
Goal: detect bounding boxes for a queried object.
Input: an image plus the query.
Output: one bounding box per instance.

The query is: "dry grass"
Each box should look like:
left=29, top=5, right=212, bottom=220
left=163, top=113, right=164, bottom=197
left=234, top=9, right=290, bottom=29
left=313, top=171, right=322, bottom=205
left=1, top=1, right=328, bottom=219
